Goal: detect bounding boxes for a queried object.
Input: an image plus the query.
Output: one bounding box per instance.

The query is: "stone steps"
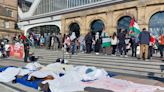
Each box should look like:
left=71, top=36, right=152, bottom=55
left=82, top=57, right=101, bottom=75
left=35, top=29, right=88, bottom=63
left=9, top=49, right=164, bottom=78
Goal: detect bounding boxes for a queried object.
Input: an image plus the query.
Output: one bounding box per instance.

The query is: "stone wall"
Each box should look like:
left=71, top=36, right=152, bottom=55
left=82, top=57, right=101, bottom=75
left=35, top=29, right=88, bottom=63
left=0, top=0, right=18, bottom=39
left=62, top=0, right=164, bottom=36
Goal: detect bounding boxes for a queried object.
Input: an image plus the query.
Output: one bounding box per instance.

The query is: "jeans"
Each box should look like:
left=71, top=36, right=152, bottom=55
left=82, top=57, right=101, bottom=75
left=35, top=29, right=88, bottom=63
left=118, top=43, right=126, bottom=55
left=131, top=44, right=137, bottom=57
left=71, top=42, right=76, bottom=55
left=148, top=46, right=153, bottom=59
left=80, top=44, right=84, bottom=52
left=159, top=45, right=164, bottom=58
left=112, top=45, right=117, bottom=55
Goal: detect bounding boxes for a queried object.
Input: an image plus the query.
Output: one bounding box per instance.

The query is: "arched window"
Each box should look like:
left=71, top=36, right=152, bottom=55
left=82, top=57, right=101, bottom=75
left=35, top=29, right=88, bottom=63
left=69, top=23, right=80, bottom=38
left=90, top=19, right=104, bottom=35
left=149, top=12, right=164, bottom=38
left=117, top=16, right=132, bottom=33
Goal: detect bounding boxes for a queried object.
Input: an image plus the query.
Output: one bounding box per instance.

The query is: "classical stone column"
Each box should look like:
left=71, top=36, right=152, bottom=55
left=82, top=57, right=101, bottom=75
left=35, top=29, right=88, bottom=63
left=107, top=11, right=115, bottom=35
left=61, top=18, right=65, bottom=35
left=81, top=16, right=87, bottom=36
left=137, top=3, right=148, bottom=30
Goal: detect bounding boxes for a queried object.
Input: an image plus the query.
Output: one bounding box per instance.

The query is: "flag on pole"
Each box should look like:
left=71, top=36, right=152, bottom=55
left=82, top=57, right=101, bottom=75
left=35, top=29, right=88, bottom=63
left=129, top=18, right=140, bottom=36
left=20, top=32, right=32, bottom=44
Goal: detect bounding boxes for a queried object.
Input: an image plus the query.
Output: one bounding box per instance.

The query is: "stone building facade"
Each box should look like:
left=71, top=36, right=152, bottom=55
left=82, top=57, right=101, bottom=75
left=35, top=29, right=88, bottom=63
left=18, top=0, right=164, bottom=38
left=61, top=0, right=164, bottom=37
left=0, top=0, right=18, bottom=39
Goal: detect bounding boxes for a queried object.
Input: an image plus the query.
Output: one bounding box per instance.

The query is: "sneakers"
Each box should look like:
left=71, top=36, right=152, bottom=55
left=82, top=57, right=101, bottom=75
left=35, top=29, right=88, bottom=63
left=124, top=55, right=128, bottom=58
left=96, top=53, right=99, bottom=55
left=65, top=52, right=69, bottom=54
left=120, top=55, right=123, bottom=57
left=111, top=54, right=116, bottom=56
left=145, top=59, right=149, bottom=61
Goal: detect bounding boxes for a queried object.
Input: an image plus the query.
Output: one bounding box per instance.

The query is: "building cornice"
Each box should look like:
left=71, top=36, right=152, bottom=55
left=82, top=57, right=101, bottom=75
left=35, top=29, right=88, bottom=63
left=0, top=28, right=20, bottom=33
left=0, top=16, right=17, bottom=21
left=0, top=3, right=17, bottom=10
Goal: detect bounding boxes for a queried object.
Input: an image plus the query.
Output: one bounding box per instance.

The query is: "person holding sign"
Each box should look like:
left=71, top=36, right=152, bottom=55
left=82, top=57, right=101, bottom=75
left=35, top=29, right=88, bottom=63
left=101, top=30, right=111, bottom=55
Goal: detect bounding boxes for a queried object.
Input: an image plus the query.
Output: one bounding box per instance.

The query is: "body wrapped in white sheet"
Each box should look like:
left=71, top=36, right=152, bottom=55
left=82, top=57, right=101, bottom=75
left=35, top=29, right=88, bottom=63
left=0, top=67, right=20, bottom=82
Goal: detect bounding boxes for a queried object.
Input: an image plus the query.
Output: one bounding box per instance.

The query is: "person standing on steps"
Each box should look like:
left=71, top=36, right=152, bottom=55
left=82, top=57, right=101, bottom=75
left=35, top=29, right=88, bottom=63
left=138, top=28, right=150, bottom=61
left=85, top=32, right=93, bottom=54
left=159, top=34, right=164, bottom=59
left=20, top=32, right=30, bottom=62
left=117, top=29, right=126, bottom=57
left=111, top=32, right=117, bottom=56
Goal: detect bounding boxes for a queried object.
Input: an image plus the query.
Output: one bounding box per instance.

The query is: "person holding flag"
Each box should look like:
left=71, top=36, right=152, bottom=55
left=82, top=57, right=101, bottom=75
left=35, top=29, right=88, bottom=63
left=20, top=32, right=30, bottom=62
left=129, top=18, right=141, bottom=57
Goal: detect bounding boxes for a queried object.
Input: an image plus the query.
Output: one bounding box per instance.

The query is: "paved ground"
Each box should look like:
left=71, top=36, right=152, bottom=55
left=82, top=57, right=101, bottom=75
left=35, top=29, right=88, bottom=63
left=0, top=51, right=163, bottom=92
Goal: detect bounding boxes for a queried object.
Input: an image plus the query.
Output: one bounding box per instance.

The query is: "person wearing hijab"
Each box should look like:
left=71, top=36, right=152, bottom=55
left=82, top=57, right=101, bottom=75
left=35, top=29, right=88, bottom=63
left=95, top=32, right=101, bottom=55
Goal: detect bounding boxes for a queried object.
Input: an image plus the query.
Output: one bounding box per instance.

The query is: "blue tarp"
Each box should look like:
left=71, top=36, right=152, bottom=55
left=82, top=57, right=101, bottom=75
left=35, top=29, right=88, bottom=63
left=15, top=75, right=43, bottom=89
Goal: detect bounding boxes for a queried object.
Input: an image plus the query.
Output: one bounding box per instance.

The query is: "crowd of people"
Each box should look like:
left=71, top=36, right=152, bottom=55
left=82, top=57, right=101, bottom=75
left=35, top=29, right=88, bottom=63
left=62, top=28, right=164, bottom=61
left=0, top=28, right=164, bottom=61
left=0, top=39, right=10, bottom=58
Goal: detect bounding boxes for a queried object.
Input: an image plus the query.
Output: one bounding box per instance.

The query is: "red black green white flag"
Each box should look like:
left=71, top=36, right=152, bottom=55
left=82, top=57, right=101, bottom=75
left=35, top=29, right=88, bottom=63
left=129, top=18, right=140, bottom=36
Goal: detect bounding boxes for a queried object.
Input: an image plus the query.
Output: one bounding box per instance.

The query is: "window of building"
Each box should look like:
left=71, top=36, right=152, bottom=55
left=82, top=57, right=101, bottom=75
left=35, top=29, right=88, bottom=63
left=90, top=19, right=104, bottom=35
left=69, top=23, right=80, bottom=37
left=3, top=20, right=10, bottom=29
left=117, top=16, right=132, bottom=33
left=149, top=11, right=164, bottom=38
left=5, top=9, right=13, bottom=17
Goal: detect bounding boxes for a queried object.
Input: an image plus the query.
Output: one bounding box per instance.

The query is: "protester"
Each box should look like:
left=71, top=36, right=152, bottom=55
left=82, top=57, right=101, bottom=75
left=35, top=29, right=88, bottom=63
left=125, top=34, right=131, bottom=57
left=57, top=33, right=62, bottom=49
left=130, top=36, right=138, bottom=57
left=111, top=32, right=117, bottom=56
left=45, top=33, right=50, bottom=49
left=148, top=34, right=155, bottom=59
left=95, top=32, right=101, bottom=55
left=79, top=34, right=85, bottom=53
left=49, top=33, right=58, bottom=50
left=85, top=32, right=92, bottom=54
left=20, top=32, right=30, bottom=62
left=40, top=35, right=45, bottom=48
left=0, top=40, right=5, bottom=58
left=159, top=34, right=164, bottom=58
left=4, top=40, right=10, bottom=57
left=138, top=28, right=150, bottom=61
left=70, top=32, right=77, bottom=55
left=117, top=29, right=126, bottom=57
left=64, top=34, right=71, bottom=53
left=24, top=42, right=30, bottom=62
left=101, top=31, right=111, bottom=55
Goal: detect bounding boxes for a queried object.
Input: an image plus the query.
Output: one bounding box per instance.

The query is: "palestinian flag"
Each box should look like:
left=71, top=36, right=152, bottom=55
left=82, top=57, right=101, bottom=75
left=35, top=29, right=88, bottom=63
left=129, top=18, right=140, bottom=36
left=20, top=32, right=31, bottom=44
left=101, top=32, right=111, bottom=48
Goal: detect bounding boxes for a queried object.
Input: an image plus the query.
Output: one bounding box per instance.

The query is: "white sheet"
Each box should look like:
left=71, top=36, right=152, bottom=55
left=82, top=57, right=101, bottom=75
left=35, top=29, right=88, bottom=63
left=28, top=70, right=58, bottom=80
left=42, top=71, right=85, bottom=92
left=73, top=66, right=108, bottom=81
left=0, top=67, right=20, bottom=82
left=18, top=69, right=31, bottom=76
left=24, top=62, right=44, bottom=71
left=83, top=76, right=164, bottom=92
left=41, top=63, right=74, bottom=74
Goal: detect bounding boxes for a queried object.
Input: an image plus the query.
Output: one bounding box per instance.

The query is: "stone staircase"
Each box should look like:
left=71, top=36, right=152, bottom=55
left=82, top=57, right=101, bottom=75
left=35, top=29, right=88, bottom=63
left=10, top=49, right=164, bottom=78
